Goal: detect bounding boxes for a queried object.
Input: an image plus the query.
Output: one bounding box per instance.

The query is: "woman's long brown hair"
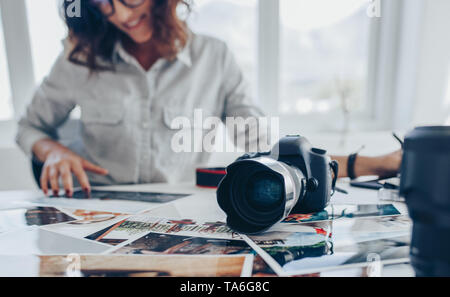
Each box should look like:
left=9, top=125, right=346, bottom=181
left=63, top=0, right=191, bottom=71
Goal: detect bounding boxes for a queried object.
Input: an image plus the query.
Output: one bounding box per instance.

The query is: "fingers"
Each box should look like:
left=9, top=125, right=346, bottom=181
left=39, top=153, right=106, bottom=197
left=82, top=159, right=109, bottom=175
left=40, top=166, right=50, bottom=196
left=48, top=166, right=60, bottom=197
left=59, top=162, right=74, bottom=197
left=72, top=161, right=92, bottom=194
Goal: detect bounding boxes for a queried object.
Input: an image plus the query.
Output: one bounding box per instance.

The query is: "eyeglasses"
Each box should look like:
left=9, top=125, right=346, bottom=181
left=90, top=0, right=146, bottom=17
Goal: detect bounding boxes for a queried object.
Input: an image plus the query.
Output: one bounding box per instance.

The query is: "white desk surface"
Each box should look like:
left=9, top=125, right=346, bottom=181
left=0, top=181, right=415, bottom=277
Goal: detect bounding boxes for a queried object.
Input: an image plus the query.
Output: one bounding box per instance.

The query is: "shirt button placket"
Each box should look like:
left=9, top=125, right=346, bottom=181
left=146, top=72, right=157, bottom=183
left=139, top=72, right=153, bottom=183
left=139, top=101, right=151, bottom=183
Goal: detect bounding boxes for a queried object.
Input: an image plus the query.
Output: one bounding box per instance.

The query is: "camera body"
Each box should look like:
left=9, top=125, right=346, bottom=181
left=217, top=135, right=338, bottom=234
left=270, top=135, right=337, bottom=214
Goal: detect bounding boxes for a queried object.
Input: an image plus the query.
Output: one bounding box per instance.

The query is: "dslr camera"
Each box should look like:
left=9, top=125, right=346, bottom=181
left=217, top=135, right=338, bottom=234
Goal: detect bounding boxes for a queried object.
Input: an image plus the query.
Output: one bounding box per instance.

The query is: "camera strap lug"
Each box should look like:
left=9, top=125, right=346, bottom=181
left=330, top=160, right=339, bottom=196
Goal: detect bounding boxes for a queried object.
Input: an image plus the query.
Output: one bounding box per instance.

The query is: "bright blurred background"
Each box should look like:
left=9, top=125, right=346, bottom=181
left=1, top=0, right=450, bottom=190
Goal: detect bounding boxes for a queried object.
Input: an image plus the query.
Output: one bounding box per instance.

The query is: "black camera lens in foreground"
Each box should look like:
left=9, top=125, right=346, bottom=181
left=400, top=126, right=450, bottom=276
left=217, top=158, right=304, bottom=234
left=245, top=172, right=284, bottom=211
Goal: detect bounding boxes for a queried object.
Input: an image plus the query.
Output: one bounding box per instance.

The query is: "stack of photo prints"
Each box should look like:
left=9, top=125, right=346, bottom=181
left=0, top=190, right=411, bottom=277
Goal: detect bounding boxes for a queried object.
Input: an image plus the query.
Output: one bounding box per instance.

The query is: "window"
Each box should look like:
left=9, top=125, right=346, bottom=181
left=0, top=12, right=13, bottom=121
left=188, top=0, right=258, bottom=96
left=26, top=0, right=67, bottom=85
left=280, top=0, right=371, bottom=116
left=1, top=0, right=392, bottom=131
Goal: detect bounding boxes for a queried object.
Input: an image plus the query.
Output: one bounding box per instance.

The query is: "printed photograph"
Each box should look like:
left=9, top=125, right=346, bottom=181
left=295, top=215, right=412, bottom=238
left=29, top=195, right=156, bottom=215
left=42, top=209, right=131, bottom=241
left=61, top=209, right=129, bottom=223
left=131, top=217, right=241, bottom=240
left=292, top=261, right=413, bottom=277
left=84, top=219, right=139, bottom=246
left=84, top=216, right=241, bottom=247
left=282, top=204, right=402, bottom=224
left=69, top=190, right=190, bottom=203
left=113, top=232, right=252, bottom=255
left=281, top=235, right=411, bottom=276
left=18, top=254, right=252, bottom=277
left=246, top=228, right=410, bottom=276
left=252, top=255, right=278, bottom=277
left=0, top=206, right=77, bottom=234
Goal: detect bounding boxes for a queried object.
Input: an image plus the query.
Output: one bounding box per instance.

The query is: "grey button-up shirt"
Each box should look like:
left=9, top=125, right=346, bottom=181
left=16, top=33, right=266, bottom=185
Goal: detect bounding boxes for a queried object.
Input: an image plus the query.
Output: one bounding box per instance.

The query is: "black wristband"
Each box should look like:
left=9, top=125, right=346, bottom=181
left=347, top=153, right=358, bottom=180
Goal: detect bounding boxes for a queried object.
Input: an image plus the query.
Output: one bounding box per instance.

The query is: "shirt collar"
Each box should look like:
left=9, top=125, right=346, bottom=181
left=176, top=40, right=192, bottom=67
left=113, top=35, right=192, bottom=68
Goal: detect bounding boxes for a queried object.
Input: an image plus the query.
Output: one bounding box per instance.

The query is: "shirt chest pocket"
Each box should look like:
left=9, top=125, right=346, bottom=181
left=80, top=102, right=127, bottom=149
left=81, top=103, right=125, bottom=125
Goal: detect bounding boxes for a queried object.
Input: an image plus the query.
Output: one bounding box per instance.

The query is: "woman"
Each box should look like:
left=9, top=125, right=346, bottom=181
left=16, top=0, right=401, bottom=197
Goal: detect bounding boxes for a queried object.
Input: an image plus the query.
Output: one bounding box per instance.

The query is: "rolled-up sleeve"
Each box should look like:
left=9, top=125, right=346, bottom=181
left=219, top=43, right=272, bottom=152
left=16, top=52, right=76, bottom=157
left=220, top=43, right=265, bottom=119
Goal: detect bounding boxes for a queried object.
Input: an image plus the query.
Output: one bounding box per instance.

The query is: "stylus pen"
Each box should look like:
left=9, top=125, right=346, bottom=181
left=335, top=186, right=348, bottom=195
left=392, top=132, right=404, bottom=149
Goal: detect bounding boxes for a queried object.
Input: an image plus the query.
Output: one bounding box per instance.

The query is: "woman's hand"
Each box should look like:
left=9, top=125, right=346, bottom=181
left=333, top=150, right=403, bottom=179
left=33, top=139, right=108, bottom=197
left=368, top=150, right=403, bottom=178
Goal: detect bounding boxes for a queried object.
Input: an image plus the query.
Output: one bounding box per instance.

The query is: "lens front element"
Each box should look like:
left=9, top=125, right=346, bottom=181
left=217, top=157, right=305, bottom=234
left=246, top=172, right=284, bottom=212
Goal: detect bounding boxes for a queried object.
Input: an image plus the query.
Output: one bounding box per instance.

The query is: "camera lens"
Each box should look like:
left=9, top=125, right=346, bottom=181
left=400, top=126, right=450, bottom=276
left=217, top=157, right=305, bottom=234
left=245, top=172, right=284, bottom=212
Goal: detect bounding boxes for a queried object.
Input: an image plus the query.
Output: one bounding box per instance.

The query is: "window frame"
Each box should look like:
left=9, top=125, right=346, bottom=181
left=258, top=0, right=405, bottom=133
left=0, top=0, right=411, bottom=138
left=0, top=0, right=35, bottom=123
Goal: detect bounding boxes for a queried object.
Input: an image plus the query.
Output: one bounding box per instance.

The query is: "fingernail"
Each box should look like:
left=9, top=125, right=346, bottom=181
left=83, top=188, right=91, bottom=198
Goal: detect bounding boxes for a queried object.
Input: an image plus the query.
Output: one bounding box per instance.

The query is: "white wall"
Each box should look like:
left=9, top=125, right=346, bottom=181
left=0, top=122, right=36, bottom=190
left=403, top=0, right=450, bottom=128
left=412, top=0, right=450, bottom=126
left=0, top=146, right=36, bottom=190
